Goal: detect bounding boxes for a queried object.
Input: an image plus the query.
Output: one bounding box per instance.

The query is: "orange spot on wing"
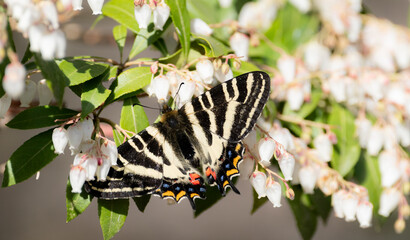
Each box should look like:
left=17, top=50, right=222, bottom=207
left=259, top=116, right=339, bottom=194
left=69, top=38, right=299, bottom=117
left=206, top=167, right=216, bottom=180
left=189, top=173, right=201, bottom=185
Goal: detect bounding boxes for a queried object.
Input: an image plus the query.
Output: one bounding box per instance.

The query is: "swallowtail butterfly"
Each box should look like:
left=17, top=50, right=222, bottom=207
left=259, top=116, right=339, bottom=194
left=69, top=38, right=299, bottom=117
left=85, top=71, right=271, bottom=209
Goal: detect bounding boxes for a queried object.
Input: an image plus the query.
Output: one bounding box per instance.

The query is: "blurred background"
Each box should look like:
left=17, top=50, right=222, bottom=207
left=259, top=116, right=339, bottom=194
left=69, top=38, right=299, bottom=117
left=1, top=0, right=410, bottom=239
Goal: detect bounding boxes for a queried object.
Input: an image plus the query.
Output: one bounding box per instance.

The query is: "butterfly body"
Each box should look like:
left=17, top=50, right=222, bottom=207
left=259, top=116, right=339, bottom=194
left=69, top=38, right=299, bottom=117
left=86, top=71, right=271, bottom=209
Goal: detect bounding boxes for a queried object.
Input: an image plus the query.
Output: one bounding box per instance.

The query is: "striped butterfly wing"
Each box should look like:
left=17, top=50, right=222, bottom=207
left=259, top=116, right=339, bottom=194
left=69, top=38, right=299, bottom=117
left=86, top=71, right=270, bottom=209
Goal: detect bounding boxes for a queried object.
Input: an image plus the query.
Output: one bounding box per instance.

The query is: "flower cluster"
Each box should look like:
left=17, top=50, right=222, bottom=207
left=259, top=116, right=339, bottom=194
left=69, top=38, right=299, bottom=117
left=134, top=0, right=170, bottom=30
left=52, top=117, right=118, bottom=193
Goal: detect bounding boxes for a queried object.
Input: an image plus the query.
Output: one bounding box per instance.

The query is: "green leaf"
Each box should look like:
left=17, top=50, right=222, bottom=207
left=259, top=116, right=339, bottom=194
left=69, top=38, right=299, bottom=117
left=120, top=97, right=149, bottom=133
left=113, top=25, right=127, bottom=60
left=153, top=38, right=169, bottom=56
left=102, top=0, right=139, bottom=33
left=81, top=69, right=112, bottom=118
left=186, top=0, right=219, bottom=24
left=283, top=90, right=322, bottom=118
left=133, top=195, right=151, bottom=212
left=112, top=129, right=124, bottom=147
left=251, top=188, right=268, bottom=214
left=309, top=189, right=331, bottom=223
left=166, top=0, right=191, bottom=62
left=193, top=35, right=230, bottom=57
left=21, top=44, right=33, bottom=64
left=288, top=186, right=318, bottom=240
left=6, top=106, right=78, bottom=129
left=98, top=199, right=129, bottom=240
left=108, top=67, right=151, bottom=102
left=329, top=102, right=361, bottom=176
left=2, top=129, right=58, bottom=187
left=34, top=54, right=70, bottom=107
left=57, top=59, right=109, bottom=86
left=66, top=180, right=93, bottom=223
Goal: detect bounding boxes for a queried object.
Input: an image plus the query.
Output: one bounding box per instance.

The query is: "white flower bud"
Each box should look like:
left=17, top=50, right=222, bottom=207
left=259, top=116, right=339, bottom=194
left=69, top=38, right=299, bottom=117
left=342, top=193, right=359, bottom=222
left=85, top=155, right=98, bottom=180
left=73, top=0, right=84, bottom=10
left=357, top=201, right=373, bottom=228
left=52, top=127, right=69, bottom=154
left=378, top=188, right=401, bottom=217
left=367, top=125, right=384, bottom=156
left=266, top=179, right=282, bottom=207
left=153, top=3, right=170, bottom=30
left=40, top=32, right=58, bottom=60
left=214, top=66, right=233, bottom=83
left=250, top=171, right=267, bottom=198
left=87, top=0, right=104, bottom=15
left=177, top=80, right=196, bottom=108
left=278, top=153, right=295, bottom=181
left=37, top=79, right=53, bottom=106
left=229, top=32, right=249, bottom=61
left=196, top=59, right=214, bottom=84
left=287, top=85, right=304, bottom=111
left=328, top=74, right=347, bottom=102
left=97, top=156, right=111, bottom=181
left=19, top=80, right=36, bottom=107
left=41, top=1, right=59, bottom=29
left=101, top=140, right=118, bottom=165
left=314, top=133, right=333, bottom=162
left=332, top=190, right=346, bottom=218
left=134, top=4, right=152, bottom=29
left=298, top=165, right=318, bottom=194
left=268, top=127, right=295, bottom=152
left=151, top=75, right=170, bottom=102
left=304, top=41, right=330, bottom=71
left=190, top=18, right=213, bottom=36
left=3, top=62, right=26, bottom=99
left=277, top=55, right=296, bottom=83
left=378, top=151, right=400, bottom=188
left=258, top=137, right=276, bottom=166
left=355, top=117, right=372, bottom=148
left=79, top=117, right=94, bottom=141
left=70, top=165, right=86, bottom=193
left=383, top=125, right=398, bottom=151
left=17, top=6, right=40, bottom=33
left=0, top=94, right=11, bottom=119
left=67, top=123, right=83, bottom=155
left=28, top=25, right=46, bottom=52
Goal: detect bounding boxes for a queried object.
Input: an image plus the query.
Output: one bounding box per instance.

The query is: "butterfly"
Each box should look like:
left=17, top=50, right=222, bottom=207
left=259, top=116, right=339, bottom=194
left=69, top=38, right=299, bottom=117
left=85, top=71, right=271, bottom=209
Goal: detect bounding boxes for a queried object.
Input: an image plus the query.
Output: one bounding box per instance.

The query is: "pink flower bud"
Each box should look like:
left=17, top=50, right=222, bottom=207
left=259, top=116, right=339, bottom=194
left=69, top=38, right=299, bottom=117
left=342, top=192, right=359, bottom=222
left=3, top=62, right=26, bottom=99
left=87, top=0, right=104, bottom=15
left=19, top=80, right=36, bottom=107
left=196, top=59, right=214, bottom=84
left=357, top=201, right=373, bottom=228
left=101, top=140, right=118, bottom=165
left=298, top=165, right=318, bottom=194
left=229, top=32, right=249, bottom=61
left=266, top=179, right=282, bottom=207
left=278, top=153, right=295, bottom=181
left=378, top=188, right=401, bottom=217
left=37, top=79, right=53, bottom=105
left=153, top=3, right=170, bottom=30
left=0, top=94, right=11, bottom=119
left=258, top=137, right=276, bottom=166
left=277, top=55, right=296, bottom=83
left=52, top=127, right=69, bottom=154
left=190, top=18, right=213, bottom=36
left=313, top=133, right=333, bottom=162
left=73, top=0, right=84, bottom=10
left=67, top=123, right=83, bottom=155
left=250, top=171, right=267, bottom=198
left=134, top=4, right=152, bottom=29
left=69, top=165, right=86, bottom=193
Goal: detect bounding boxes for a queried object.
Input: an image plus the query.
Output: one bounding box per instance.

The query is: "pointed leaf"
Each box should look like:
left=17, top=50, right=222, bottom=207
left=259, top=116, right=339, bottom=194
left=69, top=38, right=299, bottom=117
left=166, top=0, right=190, bottom=62
left=108, top=67, right=151, bottom=102
left=193, top=35, right=230, bottom=57
left=57, top=59, right=109, bottom=86
left=120, top=97, right=149, bottom=134
left=113, top=25, right=127, bottom=60
left=66, top=180, right=93, bottom=222
left=6, top=106, right=78, bottom=129
left=2, top=129, right=58, bottom=187
left=98, top=199, right=129, bottom=240
left=133, top=195, right=151, bottom=212
left=102, top=0, right=139, bottom=33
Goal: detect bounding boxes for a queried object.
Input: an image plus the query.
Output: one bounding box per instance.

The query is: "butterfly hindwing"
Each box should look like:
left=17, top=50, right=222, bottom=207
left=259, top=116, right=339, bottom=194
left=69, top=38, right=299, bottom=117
left=85, top=71, right=271, bottom=209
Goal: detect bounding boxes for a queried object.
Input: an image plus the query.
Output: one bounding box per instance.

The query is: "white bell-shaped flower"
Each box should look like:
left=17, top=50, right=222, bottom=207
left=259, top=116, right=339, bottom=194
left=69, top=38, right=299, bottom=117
left=190, top=18, right=213, bottom=36
left=153, top=3, right=170, bottom=30
left=0, top=94, right=11, bottom=119
left=101, top=140, right=118, bottom=165
left=97, top=156, right=111, bottom=181
left=378, top=188, right=401, bottom=217
left=229, top=32, right=249, bottom=61
left=298, top=165, right=318, bottom=194
left=278, top=153, right=295, bottom=181
left=19, top=80, right=36, bottom=107
left=383, top=125, right=398, bottom=151
left=378, top=150, right=401, bottom=188
left=268, top=127, right=295, bottom=152
left=85, top=155, right=98, bottom=180
left=258, top=137, right=276, bottom=166
left=287, top=85, right=304, bottom=111
left=70, top=165, right=86, bottom=193
left=277, top=55, right=296, bottom=83
left=54, top=30, right=66, bottom=59
left=328, top=74, right=347, bottom=102
left=17, top=6, right=40, bottom=33
left=177, top=80, right=196, bottom=108
left=332, top=190, right=346, bottom=218
left=73, top=0, right=83, bottom=10
left=87, top=0, right=104, bottom=15
left=214, top=66, right=233, bottom=83
left=151, top=75, right=170, bottom=102
left=67, top=123, right=83, bottom=155
left=52, top=127, right=69, bottom=154
left=37, top=79, right=53, bottom=105
left=40, top=31, right=58, bottom=60
left=134, top=4, right=152, bottom=29
left=266, top=179, right=282, bottom=207
left=355, top=117, right=372, bottom=148
left=289, top=0, right=311, bottom=13
left=314, top=133, right=333, bottom=162
left=3, top=62, right=26, bottom=99
left=28, top=24, right=46, bottom=52
left=367, top=125, right=384, bottom=156
left=250, top=171, right=267, bottom=198
left=342, top=192, right=359, bottom=222
left=196, top=59, right=214, bottom=84
left=304, top=41, right=330, bottom=71
left=80, top=117, right=94, bottom=141
left=356, top=201, right=373, bottom=228
left=41, top=1, right=59, bottom=29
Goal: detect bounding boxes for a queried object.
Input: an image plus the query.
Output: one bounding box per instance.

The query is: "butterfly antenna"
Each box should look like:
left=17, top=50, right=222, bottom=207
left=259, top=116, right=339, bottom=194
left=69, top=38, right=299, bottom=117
left=172, top=82, right=185, bottom=109
left=132, top=102, right=161, bottom=111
